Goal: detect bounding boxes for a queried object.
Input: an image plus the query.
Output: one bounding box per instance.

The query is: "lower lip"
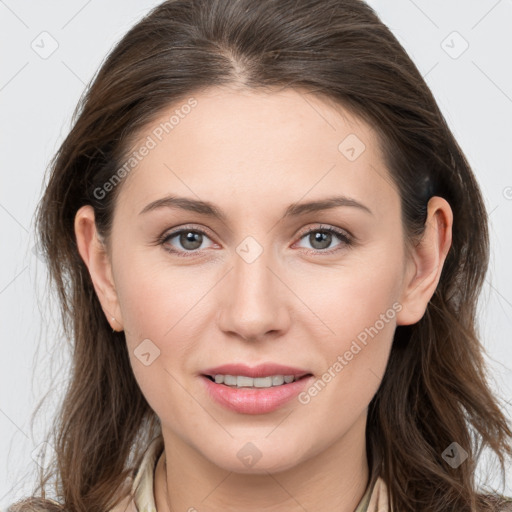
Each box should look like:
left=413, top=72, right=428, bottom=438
left=201, top=375, right=314, bottom=415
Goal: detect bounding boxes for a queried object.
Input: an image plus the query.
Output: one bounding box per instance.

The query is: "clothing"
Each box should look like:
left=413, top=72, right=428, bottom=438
left=108, top=435, right=390, bottom=512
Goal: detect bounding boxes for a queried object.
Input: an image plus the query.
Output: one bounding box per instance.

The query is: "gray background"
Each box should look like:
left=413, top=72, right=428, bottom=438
left=1, top=0, right=511, bottom=507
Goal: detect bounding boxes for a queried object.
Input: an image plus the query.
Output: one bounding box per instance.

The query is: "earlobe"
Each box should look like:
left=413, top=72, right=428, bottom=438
left=74, top=205, right=124, bottom=332
left=396, top=196, right=453, bottom=326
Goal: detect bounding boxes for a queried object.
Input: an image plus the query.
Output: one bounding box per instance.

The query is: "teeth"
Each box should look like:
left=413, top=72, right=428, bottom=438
left=212, top=374, right=299, bottom=388
left=272, top=375, right=284, bottom=385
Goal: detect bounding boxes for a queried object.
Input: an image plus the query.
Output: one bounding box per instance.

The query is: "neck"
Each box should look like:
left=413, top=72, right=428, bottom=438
left=154, top=412, right=370, bottom=512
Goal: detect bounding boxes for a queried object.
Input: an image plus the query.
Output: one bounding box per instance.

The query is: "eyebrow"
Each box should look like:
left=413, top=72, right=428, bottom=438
left=138, top=194, right=373, bottom=220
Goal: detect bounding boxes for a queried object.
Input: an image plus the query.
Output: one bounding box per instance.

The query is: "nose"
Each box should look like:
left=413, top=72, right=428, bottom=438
left=216, top=245, right=291, bottom=342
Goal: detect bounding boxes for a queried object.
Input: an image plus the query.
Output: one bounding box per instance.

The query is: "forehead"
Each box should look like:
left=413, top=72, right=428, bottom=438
left=115, top=86, right=398, bottom=220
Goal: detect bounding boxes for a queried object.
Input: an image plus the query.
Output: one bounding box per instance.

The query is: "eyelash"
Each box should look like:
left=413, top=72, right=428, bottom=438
left=156, top=224, right=353, bottom=258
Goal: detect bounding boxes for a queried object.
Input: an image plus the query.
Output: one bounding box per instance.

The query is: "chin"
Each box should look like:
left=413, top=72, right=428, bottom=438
left=198, top=437, right=309, bottom=475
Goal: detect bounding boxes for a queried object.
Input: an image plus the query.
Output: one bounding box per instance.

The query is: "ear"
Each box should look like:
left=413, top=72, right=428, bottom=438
left=396, top=196, right=453, bottom=326
left=74, top=205, right=124, bottom=332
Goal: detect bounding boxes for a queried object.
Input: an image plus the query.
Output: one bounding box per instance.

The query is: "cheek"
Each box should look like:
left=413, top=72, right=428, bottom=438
left=114, top=249, right=202, bottom=338
left=293, top=245, right=403, bottom=404
left=113, top=252, right=219, bottom=390
left=295, top=244, right=403, bottom=344
left=113, top=254, right=204, bottom=415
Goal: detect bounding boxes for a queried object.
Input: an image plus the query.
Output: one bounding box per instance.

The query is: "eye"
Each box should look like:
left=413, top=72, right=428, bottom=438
left=159, top=226, right=216, bottom=257
left=157, top=223, right=352, bottom=258
left=294, top=225, right=352, bottom=254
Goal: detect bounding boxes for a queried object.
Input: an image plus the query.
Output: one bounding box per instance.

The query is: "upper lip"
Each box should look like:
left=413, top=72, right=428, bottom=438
left=201, top=363, right=312, bottom=379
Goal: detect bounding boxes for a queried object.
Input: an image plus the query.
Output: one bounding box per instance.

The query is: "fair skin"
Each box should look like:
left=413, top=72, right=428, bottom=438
left=74, top=86, right=452, bottom=512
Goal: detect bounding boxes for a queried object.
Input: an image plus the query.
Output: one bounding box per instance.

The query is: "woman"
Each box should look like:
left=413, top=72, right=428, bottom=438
left=9, top=0, right=512, bottom=511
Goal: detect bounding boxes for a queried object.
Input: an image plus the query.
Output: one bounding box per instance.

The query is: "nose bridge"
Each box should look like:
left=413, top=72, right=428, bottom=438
left=234, top=244, right=273, bottom=304
left=217, top=237, right=288, bottom=340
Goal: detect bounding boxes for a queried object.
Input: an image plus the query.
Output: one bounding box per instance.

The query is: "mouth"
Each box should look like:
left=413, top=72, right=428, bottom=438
left=201, top=373, right=313, bottom=388
left=200, top=369, right=315, bottom=414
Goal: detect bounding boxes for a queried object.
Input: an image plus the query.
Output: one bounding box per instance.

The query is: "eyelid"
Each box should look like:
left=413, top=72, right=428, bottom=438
left=295, top=223, right=352, bottom=242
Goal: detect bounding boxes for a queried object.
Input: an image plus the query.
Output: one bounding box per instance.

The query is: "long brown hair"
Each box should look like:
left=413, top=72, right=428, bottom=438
left=10, top=0, right=512, bottom=510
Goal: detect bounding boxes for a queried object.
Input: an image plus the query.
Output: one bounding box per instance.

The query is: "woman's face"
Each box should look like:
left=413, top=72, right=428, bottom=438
left=79, top=86, right=446, bottom=474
